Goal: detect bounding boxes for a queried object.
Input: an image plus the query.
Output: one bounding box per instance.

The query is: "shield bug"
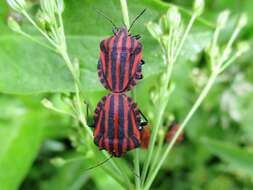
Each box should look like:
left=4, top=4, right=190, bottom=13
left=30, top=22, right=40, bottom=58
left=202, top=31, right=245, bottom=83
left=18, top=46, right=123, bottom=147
left=97, top=9, right=146, bottom=93
left=166, top=122, right=184, bottom=144
left=140, top=125, right=151, bottom=149
left=92, top=93, right=147, bottom=157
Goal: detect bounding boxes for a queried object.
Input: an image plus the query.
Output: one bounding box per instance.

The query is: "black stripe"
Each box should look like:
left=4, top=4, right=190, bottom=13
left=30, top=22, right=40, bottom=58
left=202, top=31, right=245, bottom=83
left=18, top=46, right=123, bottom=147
left=118, top=95, right=124, bottom=155
left=120, top=35, right=128, bottom=91
left=118, top=95, right=124, bottom=139
left=127, top=99, right=134, bottom=138
left=105, top=37, right=111, bottom=82
left=132, top=135, right=140, bottom=148
left=127, top=138, right=131, bottom=151
left=108, top=95, right=114, bottom=153
left=127, top=37, right=136, bottom=87
left=118, top=140, right=123, bottom=156
left=99, top=109, right=105, bottom=138
left=100, top=40, right=106, bottom=53
left=111, top=35, right=119, bottom=91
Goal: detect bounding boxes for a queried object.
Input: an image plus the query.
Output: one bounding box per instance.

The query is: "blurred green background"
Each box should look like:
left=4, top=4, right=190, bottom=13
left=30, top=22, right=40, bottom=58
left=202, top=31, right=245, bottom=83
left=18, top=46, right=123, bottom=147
left=0, top=0, right=253, bottom=190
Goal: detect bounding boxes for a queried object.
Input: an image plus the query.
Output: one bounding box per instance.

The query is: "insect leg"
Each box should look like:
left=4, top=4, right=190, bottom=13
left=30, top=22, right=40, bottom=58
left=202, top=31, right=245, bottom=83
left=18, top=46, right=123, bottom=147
left=139, top=110, right=148, bottom=126
left=133, top=34, right=141, bottom=40
left=84, top=101, right=95, bottom=128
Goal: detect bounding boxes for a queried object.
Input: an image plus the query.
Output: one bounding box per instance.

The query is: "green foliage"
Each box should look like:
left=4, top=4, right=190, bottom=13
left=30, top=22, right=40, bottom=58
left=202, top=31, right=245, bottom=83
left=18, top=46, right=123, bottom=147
left=203, top=137, right=253, bottom=177
left=0, top=0, right=253, bottom=190
left=0, top=0, right=210, bottom=94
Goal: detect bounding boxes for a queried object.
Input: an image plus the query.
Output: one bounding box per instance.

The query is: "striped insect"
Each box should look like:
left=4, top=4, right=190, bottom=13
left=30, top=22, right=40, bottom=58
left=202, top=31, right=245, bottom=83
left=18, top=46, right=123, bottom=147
left=166, top=122, right=184, bottom=144
left=97, top=9, right=146, bottom=93
left=91, top=93, right=148, bottom=157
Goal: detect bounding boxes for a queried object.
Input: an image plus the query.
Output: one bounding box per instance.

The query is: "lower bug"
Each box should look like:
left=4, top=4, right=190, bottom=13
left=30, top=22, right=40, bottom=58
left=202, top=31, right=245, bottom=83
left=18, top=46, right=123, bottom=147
left=86, top=93, right=148, bottom=157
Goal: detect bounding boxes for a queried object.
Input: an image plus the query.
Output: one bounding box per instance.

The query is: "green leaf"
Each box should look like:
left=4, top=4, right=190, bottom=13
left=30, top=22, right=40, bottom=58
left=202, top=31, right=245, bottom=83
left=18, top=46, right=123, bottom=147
left=202, top=137, right=253, bottom=177
left=0, top=110, right=44, bottom=190
left=0, top=0, right=211, bottom=94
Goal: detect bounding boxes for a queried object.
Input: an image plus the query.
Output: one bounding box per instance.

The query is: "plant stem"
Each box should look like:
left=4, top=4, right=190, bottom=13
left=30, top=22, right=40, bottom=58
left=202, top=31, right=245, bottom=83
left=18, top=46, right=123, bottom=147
left=149, top=131, right=165, bottom=174
left=120, top=0, right=130, bottom=28
left=216, top=26, right=242, bottom=70
left=134, top=150, right=141, bottom=190
left=22, top=11, right=56, bottom=46
left=18, top=31, right=57, bottom=52
left=141, top=27, right=174, bottom=186
left=144, top=72, right=218, bottom=190
left=59, top=50, right=93, bottom=136
left=102, top=166, right=128, bottom=189
left=174, top=13, right=197, bottom=62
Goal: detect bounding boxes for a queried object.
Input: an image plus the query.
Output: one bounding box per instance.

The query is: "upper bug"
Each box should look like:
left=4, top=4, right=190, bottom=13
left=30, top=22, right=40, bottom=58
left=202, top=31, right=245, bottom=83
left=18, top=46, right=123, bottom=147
left=97, top=9, right=146, bottom=93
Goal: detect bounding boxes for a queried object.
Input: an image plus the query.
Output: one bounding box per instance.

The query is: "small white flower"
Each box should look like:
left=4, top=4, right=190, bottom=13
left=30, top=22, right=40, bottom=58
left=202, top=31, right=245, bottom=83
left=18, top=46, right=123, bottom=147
left=7, top=16, right=22, bottom=33
left=6, top=0, right=26, bottom=11
left=238, top=13, right=248, bottom=28
left=147, top=22, right=163, bottom=40
left=217, top=10, right=230, bottom=29
left=167, top=6, right=181, bottom=28
left=193, top=0, right=205, bottom=16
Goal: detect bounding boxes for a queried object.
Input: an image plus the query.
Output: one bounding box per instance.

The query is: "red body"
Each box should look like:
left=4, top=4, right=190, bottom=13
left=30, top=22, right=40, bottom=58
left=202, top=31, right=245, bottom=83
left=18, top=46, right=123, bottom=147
left=98, top=27, right=143, bottom=93
left=93, top=93, right=142, bottom=157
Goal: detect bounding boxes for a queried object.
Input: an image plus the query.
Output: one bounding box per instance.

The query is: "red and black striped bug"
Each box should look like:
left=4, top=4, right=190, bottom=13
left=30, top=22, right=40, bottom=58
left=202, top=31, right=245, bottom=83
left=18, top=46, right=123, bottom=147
left=166, top=122, right=184, bottom=144
left=91, top=93, right=148, bottom=157
left=97, top=9, right=146, bottom=93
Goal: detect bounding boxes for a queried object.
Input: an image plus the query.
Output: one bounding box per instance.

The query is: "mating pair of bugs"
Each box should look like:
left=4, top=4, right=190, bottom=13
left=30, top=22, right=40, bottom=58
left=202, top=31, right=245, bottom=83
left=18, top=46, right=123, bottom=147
left=86, top=10, right=148, bottom=157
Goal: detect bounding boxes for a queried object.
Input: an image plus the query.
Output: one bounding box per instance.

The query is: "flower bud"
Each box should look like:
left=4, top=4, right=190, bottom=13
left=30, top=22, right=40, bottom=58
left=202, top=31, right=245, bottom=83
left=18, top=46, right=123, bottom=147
left=147, top=22, right=163, bottom=40
left=160, top=35, right=170, bottom=49
left=237, top=13, right=248, bottom=28
left=73, top=58, right=80, bottom=79
left=8, top=17, right=21, bottom=33
left=217, top=10, right=230, bottom=29
left=167, top=6, right=181, bottom=28
left=7, top=0, right=26, bottom=11
left=150, top=87, right=158, bottom=105
left=50, top=157, right=66, bottom=167
left=159, top=15, right=169, bottom=34
left=237, top=41, right=249, bottom=54
left=193, top=0, right=205, bottom=16
left=41, top=98, right=54, bottom=109
left=57, top=0, right=65, bottom=13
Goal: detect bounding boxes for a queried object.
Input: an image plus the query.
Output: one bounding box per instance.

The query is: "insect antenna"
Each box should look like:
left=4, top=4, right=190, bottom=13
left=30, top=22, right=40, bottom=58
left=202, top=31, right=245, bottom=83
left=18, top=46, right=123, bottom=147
left=95, top=9, right=118, bottom=30
left=128, top=8, right=147, bottom=32
left=84, top=154, right=114, bottom=171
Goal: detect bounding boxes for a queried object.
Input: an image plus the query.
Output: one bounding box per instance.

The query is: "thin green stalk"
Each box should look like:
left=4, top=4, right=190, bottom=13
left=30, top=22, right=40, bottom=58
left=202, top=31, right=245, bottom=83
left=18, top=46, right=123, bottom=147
left=174, top=13, right=197, bottom=62
left=210, top=26, right=221, bottom=68
left=141, top=27, right=175, bottom=186
left=57, top=6, right=67, bottom=48
left=102, top=166, right=129, bottom=189
left=144, top=72, right=218, bottom=190
left=22, top=10, right=56, bottom=46
left=120, top=0, right=130, bottom=28
left=149, top=131, right=165, bottom=174
left=59, top=51, right=93, bottom=137
left=113, top=159, right=133, bottom=189
left=141, top=14, right=197, bottom=184
left=45, top=106, right=77, bottom=119
left=18, top=31, right=56, bottom=52
left=134, top=150, right=141, bottom=190
left=219, top=51, right=241, bottom=73
left=216, top=26, right=242, bottom=70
